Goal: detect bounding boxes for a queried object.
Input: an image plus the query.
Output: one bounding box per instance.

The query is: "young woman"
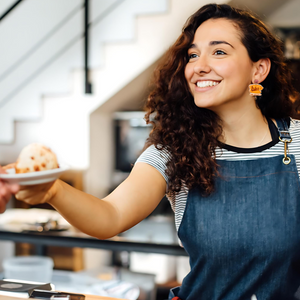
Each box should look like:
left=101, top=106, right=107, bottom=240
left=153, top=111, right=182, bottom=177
left=1, top=3, right=300, bottom=300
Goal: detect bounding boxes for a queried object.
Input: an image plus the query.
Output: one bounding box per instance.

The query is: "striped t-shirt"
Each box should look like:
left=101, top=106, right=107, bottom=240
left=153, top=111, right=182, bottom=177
left=136, top=118, right=300, bottom=232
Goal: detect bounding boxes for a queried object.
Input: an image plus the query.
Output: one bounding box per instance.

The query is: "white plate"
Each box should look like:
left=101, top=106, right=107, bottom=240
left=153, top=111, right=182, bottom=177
left=0, top=163, right=69, bottom=185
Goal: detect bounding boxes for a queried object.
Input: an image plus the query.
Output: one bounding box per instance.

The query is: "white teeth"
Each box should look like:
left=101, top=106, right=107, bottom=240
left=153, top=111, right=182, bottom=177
left=196, top=81, right=220, bottom=88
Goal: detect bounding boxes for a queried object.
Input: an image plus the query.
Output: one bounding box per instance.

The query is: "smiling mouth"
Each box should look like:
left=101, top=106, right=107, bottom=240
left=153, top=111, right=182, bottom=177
left=196, top=80, right=221, bottom=88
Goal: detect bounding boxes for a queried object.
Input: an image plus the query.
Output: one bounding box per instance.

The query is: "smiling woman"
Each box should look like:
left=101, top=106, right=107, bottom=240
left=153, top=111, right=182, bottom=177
left=144, top=3, right=298, bottom=197
left=140, top=3, right=300, bottom=300
left=2, top=3, right=300, bottom=300
left=184, top=18, right=270, bottom=113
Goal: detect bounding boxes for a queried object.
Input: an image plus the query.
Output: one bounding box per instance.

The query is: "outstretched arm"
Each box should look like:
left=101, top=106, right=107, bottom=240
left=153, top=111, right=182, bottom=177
left=15, top=162, right=167, bottom=239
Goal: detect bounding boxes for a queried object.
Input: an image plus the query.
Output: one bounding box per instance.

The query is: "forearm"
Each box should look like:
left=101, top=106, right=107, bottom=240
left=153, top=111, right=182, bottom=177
left=48, top=180, right=121, bottom=239
left=15, top=163, right=166, bottom=239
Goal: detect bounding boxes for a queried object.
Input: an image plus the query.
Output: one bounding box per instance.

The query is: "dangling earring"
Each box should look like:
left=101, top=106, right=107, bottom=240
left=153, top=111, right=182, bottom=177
left=249, top=80, right=263, bottom=97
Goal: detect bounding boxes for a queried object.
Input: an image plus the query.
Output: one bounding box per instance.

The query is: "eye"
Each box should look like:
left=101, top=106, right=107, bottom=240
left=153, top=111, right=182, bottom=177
left=187, top=53, right=198, bottom=61
left=214, top=49, right=226, bottom=55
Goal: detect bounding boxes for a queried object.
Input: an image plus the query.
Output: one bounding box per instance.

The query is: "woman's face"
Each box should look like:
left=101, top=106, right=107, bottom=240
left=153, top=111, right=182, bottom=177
left=184, top=18, right=256, bottom=114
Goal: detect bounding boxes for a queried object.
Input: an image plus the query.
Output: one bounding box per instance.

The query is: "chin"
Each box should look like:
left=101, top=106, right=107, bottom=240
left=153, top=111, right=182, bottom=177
left=194, top=99, right=216, bottom=110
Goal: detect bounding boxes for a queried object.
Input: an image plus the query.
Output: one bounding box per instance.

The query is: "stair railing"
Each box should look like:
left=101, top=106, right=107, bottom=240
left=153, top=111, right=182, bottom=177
left=0, top=0, right=125, bottom=109
left=0, top=0, right=24, bottom=22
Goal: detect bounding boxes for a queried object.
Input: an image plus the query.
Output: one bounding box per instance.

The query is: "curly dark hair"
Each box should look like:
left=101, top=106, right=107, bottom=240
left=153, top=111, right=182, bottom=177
left=144, top=3, right=299, bottom=197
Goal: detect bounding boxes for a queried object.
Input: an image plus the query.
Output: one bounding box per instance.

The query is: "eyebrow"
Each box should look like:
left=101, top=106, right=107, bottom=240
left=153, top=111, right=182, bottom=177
left=189, top=40, right=234, bottom=49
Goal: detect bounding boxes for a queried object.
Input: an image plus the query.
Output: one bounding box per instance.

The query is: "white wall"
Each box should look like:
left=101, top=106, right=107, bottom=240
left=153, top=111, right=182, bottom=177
left=0, top=0, right=15, bottom=15
left=0, top=0, right=168, bottom=145
left=0, top=0, right=226, bottom=174
left=267, top=0, right=300, bottom=27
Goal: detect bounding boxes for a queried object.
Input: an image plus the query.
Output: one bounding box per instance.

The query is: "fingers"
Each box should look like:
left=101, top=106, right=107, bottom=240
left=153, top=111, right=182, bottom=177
left=0, top=202, right=7, bottom=214
left=0, top=184, right=11, bottom=214
left=15, top=191, right=47, bottom=206
left=15, top=181, right=55, bottom=206
left=0, top=180, right=19, bottom=213
left=0, top=181, right=13, bottom=202
left=0, top=177, right=56, bottom=209
left=0, top=166, right=7, bottom=174
left=9, top=183, right=20, bottom=194
left=0, top=180, right=20, bottom=195
left=2, top=163, right=16, bottom=171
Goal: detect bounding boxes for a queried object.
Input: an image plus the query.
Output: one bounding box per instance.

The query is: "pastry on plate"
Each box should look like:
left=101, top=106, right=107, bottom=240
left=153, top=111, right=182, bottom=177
left=14, top=143, right=59, bottom=174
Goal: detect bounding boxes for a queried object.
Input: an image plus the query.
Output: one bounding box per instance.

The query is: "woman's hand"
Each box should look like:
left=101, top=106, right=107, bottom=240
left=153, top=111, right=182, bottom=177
left=10, top=162, right=167, bottom=240
left=0, top=166, right=20, bottom=213
left=15, top=180, right=58, bottom=206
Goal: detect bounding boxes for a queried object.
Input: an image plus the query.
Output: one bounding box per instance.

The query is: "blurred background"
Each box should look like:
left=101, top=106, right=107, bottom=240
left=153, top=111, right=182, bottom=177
left=1, top=0, right=300, bottom=299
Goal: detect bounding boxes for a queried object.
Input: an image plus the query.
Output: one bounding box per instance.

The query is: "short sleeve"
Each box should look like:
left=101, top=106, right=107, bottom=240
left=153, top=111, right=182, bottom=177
left=135, top=144, right=171, bottom=184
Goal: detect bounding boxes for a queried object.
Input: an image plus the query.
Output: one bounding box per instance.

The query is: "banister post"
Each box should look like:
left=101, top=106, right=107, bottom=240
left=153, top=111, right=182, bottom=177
left=84, top=0, right=92, bottom=94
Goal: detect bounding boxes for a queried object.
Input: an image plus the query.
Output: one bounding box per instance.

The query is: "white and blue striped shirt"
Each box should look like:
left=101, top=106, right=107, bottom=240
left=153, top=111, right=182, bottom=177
left=136, top=119, right=300, bottom=232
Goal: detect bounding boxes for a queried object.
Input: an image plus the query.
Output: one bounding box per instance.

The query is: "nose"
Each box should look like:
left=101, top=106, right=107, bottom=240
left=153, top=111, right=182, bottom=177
left=193, top=54, right=211, bottom=74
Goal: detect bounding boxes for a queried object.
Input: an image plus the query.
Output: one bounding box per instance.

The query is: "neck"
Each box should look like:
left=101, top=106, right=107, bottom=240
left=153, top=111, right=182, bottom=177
left=217, top=102, right=271, bottom=148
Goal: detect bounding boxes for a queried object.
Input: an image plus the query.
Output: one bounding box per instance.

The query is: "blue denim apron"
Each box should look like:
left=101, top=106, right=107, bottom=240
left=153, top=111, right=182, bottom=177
left=169, top=119, right=300, bottom=300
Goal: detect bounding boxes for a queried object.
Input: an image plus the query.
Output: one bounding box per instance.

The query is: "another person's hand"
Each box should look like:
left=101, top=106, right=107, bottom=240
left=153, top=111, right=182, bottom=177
left=0, top=166, right=20, bottom=213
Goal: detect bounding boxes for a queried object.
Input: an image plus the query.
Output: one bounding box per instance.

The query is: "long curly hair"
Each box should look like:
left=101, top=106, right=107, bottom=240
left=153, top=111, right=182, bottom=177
left=144, top=3, right=299, bottom=197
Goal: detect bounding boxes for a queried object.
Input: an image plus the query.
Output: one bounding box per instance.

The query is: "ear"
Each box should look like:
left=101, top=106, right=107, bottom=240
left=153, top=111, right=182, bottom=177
left=252, top=58, right=271, bottom=83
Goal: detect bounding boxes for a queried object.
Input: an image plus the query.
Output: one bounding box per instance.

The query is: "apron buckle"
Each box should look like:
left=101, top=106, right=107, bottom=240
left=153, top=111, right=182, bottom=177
left=279, top=136, right=292, bottom=165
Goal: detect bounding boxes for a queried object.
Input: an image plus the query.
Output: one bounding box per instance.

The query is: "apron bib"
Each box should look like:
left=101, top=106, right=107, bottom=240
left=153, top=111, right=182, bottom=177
left=170, top=119, right=300, bottom=300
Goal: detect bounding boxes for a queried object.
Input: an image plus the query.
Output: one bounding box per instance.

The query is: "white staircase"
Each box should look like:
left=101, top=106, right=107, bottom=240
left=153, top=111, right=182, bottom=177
left=0, top=0, right=227, bottom=171
left=0, top=0, right=168, bottom=143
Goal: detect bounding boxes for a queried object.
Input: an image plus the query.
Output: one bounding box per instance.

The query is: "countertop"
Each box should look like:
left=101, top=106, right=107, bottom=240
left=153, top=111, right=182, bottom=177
left=0, top=294, right=123, bottom=300
left=0, top=209, right=188, bottom=256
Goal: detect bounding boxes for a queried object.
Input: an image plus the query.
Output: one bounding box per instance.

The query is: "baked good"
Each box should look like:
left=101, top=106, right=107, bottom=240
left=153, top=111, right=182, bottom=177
left=15, top=143, right=59, bottom=173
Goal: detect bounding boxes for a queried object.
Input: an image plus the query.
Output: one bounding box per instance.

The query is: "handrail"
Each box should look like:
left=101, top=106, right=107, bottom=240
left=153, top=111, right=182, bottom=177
left=0, top=0, right=125, bottom=109
left=84, top=0, right=92, bottom=94
left=83, top=0, right=130, bottom=94
left=0, top=0, right=24, bottom=22
left=0, top=3, right=83, bottom=83
left=0, top=33, right=82, bottom=110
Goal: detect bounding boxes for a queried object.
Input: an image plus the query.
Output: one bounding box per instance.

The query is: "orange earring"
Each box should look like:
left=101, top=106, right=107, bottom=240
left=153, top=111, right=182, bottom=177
left=249, top=80, right=263, bottom=96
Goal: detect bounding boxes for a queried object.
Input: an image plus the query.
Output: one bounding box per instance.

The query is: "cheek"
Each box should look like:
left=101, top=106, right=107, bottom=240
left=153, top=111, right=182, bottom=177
left=184, top=65, right=193, bottom=82
left=215, top=60, right=252, bottom=85
left=214, top=61, right=236, bottom=78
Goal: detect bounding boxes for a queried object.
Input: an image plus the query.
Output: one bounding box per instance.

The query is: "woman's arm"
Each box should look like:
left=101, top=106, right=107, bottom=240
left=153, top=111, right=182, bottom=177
left=15, top=162, right=167, bottom=239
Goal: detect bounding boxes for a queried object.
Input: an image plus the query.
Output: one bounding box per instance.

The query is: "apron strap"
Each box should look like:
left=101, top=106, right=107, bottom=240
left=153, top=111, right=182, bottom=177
left=275, top=118, right=292, bottom=142
left=276, top=118, right=292, bottom=165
